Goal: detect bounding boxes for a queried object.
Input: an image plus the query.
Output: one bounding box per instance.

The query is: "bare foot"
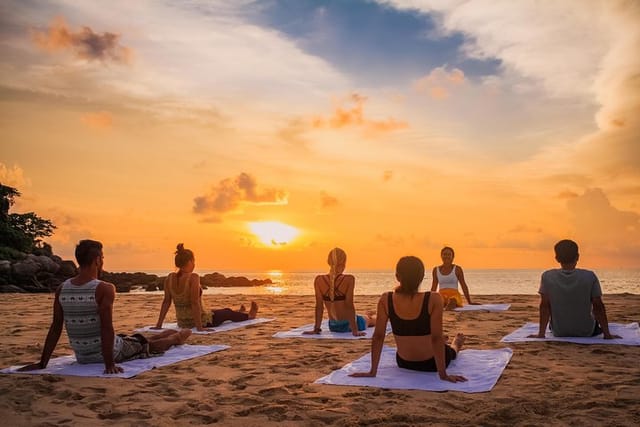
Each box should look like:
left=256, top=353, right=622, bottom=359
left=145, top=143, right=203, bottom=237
left=248, top=301, right=258, bottom=319
left=177, top=329, right=192, bottom=344
left=239, top=304, right=247, bottom=313
left=451, top=333, right=465, bottom=352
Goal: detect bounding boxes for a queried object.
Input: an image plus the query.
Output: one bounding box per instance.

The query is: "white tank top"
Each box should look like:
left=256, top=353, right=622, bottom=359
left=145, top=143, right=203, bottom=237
left=436, top=265, right=458, bottom=290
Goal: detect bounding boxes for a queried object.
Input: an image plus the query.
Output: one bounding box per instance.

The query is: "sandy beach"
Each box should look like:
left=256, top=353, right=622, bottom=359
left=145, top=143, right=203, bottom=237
left=0, top=293, right=638, bottom=426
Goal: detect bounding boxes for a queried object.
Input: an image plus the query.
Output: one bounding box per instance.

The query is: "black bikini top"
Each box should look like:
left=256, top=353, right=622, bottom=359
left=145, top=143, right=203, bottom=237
left=388, top=292, right=431, bottom=336
left=322, top=275, right=347, bottom=301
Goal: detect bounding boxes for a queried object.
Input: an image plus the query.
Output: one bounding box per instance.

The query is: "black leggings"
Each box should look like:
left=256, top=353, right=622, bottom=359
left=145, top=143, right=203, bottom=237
left=207, top=308, right=249, bottom=327
left=395, top=345, right=457, bottom=372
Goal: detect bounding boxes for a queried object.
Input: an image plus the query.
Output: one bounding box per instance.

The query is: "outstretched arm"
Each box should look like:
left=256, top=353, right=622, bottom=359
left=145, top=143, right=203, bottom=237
left=529, top=293, right=551, bottom=338
left=431, top=267, right=439, bottom=292
left=456, top=266, right=476, bottom=304
left=350, top=293, right=388, bottom=377
left=430, top=292, right=466, bottom=382
left=96, top=282, right=122, bottom=374
left=154, top=276, right=173, bottom=328
left=18, top=286, right=64, bottom=371
left=189, top=274, right=205, bottom=331
left=303, top=277, right=325, bottom=334
left=592, top=297, right=621, bottom=339
left=344, top=276, right=364, bottom=336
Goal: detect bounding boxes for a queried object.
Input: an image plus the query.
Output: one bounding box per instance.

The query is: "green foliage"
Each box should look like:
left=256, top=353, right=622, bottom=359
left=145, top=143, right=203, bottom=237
left=0, top=183, right=56, bottom=256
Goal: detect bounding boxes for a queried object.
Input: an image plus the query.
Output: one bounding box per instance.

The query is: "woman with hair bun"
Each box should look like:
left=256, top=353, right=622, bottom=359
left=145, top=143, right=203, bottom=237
left=350, top=256, right=467, bottom=382
left=303, top=247, right=374, bottom=336
left=154, top=244, right=258, bottom=331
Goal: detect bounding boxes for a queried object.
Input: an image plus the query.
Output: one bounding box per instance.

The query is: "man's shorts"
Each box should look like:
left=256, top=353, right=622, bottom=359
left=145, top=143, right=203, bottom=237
left=328, top=315, right=367, bottom=332
left=114, top=334, right=151, bottom=362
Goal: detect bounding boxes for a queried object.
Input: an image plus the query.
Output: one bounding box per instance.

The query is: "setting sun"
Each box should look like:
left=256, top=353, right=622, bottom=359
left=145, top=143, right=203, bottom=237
left=248, top=221, right=300, bottom=246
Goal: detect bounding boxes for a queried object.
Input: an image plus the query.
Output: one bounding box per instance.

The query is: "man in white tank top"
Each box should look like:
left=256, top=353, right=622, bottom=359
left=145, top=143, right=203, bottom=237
left=19, top=240, right=191, bottom=374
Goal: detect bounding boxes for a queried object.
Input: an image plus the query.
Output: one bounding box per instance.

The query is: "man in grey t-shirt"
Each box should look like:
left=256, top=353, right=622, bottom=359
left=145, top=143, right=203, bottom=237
left=529, top=240, right=620, bottom=339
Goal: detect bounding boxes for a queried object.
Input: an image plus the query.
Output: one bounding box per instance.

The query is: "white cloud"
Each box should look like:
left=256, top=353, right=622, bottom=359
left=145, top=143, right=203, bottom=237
left=382, top=0, right=612, bottom=99
left=1, top=0, right=349, bottom=122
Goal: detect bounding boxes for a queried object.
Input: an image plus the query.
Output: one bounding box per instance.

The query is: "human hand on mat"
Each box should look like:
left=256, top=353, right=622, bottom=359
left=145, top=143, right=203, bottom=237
left=349, top=371, right=376, bottom=377
left=17, top=362, right=44, bottom=371
left=352, top=331, right=366, bottom=337
left=603, top=333, right=622, bottom=339
left=303, top=327, right=322, bottom=335
left=441, top=374, right=467, bottom=383
left=104, top=364, right=124, bottom=374
left=527, top=333, right=545, bottom=338
left=150, top=326, right=164, bottom=330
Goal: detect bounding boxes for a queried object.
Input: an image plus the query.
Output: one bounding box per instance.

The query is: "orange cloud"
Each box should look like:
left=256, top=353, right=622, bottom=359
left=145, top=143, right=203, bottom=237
left=382, top=170, right=393, bottom=182
left=311, top=93, right=408, bottom=134
left=556, top=190, right=579, bottom=199
left=320, top=191, right=339, bottom=209
left=567, top=188, right=640, bottom=262
left=414, top=67, right=466, bottom=100
left=81, top=111, right=113, bottom=129
left=193, top=173, right=288, bottom=221
left=31, top=17, right=133, bottom=64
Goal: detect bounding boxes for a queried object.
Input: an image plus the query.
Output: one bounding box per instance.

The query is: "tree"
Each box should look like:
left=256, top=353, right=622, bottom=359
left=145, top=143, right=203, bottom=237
left=0, top=183, right=56, bottom=254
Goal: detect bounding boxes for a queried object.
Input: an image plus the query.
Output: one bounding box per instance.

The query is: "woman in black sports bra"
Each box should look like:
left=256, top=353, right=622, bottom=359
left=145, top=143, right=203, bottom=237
left=350, top=256, right=467, bottom=383
left=303, top=248, right=375, bottom=336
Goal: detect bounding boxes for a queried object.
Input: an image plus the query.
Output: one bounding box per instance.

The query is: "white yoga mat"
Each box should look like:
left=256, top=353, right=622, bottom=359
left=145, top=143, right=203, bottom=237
left=1, top=344, right=230, bottom=378
left=454, top=303, right=511, bottom=312
left=315, top=346, right=512, bottom=393
left=501, top=322, right=640, bottom=345
left=135, top=318, right=275, bottom=335
left=273, top=320, right=392, bottom=340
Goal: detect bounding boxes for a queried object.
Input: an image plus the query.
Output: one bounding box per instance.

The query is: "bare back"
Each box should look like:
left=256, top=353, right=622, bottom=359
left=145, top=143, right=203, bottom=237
left=382, top=291, right=444, bottom=361
left=314, top=274, right=356, bottom=321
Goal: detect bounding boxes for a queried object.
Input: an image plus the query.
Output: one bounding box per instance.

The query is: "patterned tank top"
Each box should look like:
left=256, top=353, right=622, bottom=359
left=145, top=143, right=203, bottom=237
left=169, top=273, right=209, bottom=328
left=59, top=279, right=123, bottom=364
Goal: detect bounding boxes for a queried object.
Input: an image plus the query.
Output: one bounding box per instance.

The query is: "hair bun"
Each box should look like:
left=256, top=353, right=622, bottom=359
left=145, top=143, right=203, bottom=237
left=176, top=243, right=185, bottom=253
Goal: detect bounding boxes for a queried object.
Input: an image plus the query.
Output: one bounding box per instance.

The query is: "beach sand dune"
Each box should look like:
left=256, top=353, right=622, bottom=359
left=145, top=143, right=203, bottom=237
left=1, top=293, right=638, bottom=426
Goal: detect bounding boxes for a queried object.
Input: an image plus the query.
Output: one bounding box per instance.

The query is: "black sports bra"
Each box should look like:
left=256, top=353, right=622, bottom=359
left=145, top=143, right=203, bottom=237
left=322, top=275, right=346, bottom=301
left=388, top=292, right=431, bottom=336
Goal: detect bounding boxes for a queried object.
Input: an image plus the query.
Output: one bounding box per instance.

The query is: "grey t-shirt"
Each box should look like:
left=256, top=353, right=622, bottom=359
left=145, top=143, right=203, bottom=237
left=539, top=268, right=603, bottom=337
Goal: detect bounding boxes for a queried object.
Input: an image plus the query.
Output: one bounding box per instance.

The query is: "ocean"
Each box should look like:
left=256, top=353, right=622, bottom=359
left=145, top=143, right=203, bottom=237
left=134, top=269, right=640, bottom=296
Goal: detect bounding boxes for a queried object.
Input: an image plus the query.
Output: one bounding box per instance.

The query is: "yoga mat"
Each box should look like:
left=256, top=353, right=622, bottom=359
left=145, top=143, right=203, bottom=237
left=454, top=303, right=511, bottom=312
left=315, top=346, right=512, bottom=393
left=273, top=320, right=391, bottom=340
left=136, top=318, right=274, bottom=335
left=501, top=322, right=640, bottom=345
left=1, top=344, right=230, bottom=378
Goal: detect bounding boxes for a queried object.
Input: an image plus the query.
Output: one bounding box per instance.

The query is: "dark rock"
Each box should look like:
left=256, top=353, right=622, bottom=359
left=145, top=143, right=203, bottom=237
left=12, top=258, right=40, bottom=277
left=0, top=284, right=26, bottom=293
left=200, top=272, right=272, bottom=288
left=57, top=260, right=77, bottom=278
left=0, top=260, right=10, bottom=275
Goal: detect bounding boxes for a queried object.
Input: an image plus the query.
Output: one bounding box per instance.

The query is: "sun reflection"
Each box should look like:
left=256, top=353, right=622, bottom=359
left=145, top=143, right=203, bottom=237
left=248, top=221, right=300, bottom=246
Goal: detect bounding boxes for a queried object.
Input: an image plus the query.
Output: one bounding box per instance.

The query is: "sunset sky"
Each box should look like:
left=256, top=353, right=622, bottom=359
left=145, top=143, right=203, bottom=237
left=1, top=0, right=639, bottom=271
